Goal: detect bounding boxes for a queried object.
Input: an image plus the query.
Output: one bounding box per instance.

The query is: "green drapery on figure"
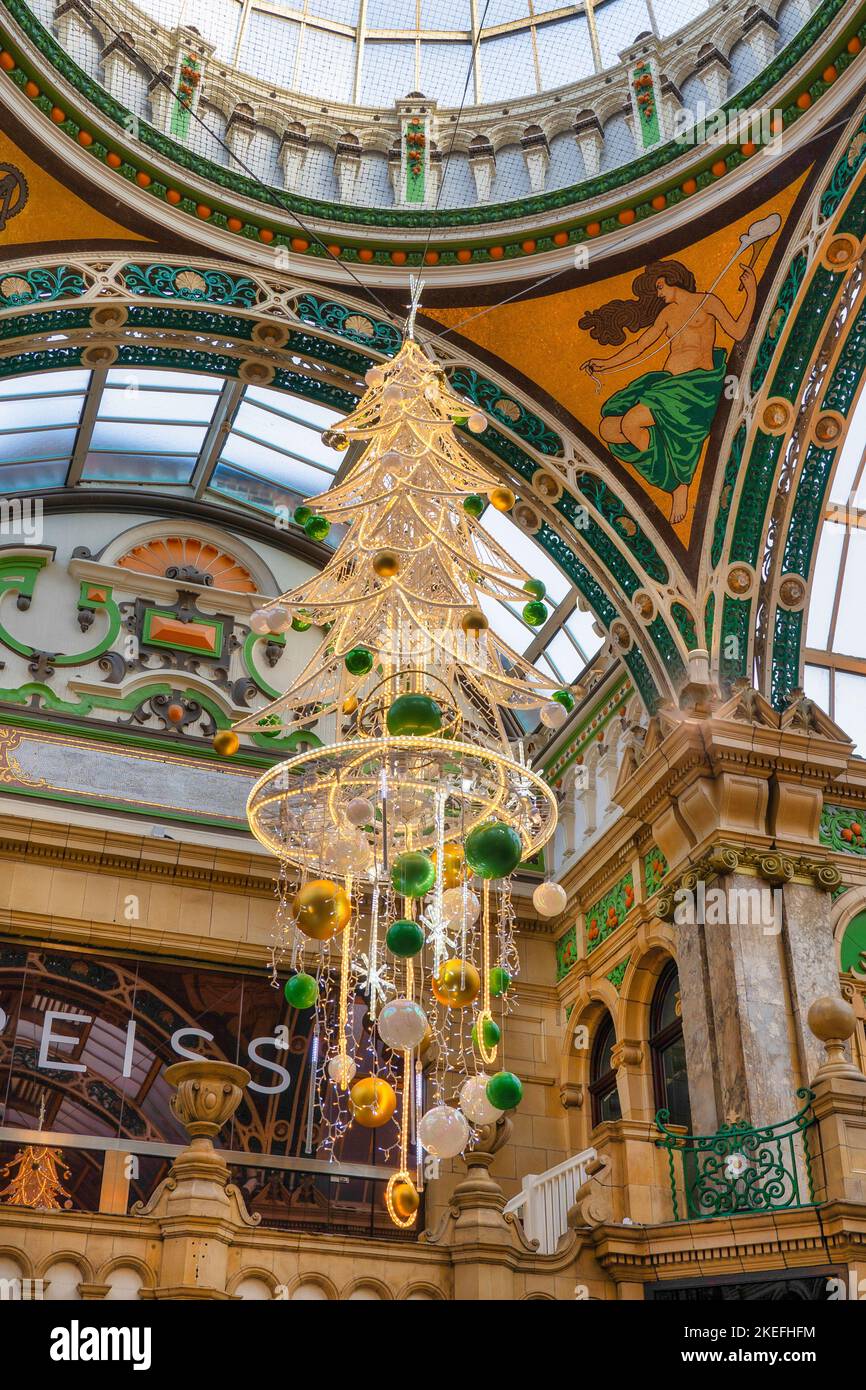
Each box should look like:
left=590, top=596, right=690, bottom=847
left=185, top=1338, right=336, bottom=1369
left=600, top=348, right=727, bottom=491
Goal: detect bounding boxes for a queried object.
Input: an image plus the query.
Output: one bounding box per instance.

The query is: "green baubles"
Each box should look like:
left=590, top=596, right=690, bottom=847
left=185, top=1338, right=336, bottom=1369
left=294, top=505, right=312, bottom=527
left=552, top=689, right=575, bottom=712
left=463, top=494, right=485, bottom=518
left=304, top=515, right=331, bottom=541
left=284, top=972, right=319, bottom=1009
left=489, top=966, right=511, bottom=997
left=471, top=1015, right=501, bottom=1051
left=345, top=646, right=374, bottom=675
left=386, top=918, right=425, bottom=958
left=291, top=613, right=312, bottom=632
left=464, top=821, right=523, bottom=879
left=386, top=692, right=443, bottom=737
left=391, top=851, right=435, bottom=899
left=486, top=1071, right=523, bottom=1110
left=522, top=600, right=548, bottom=627
left=523, top=578, right=546, bottom=600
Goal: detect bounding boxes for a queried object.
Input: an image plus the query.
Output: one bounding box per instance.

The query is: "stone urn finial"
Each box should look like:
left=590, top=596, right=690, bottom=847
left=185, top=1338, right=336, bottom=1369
left=807, top=996, right=861, bottom=1079
left=165, top=1059, right=250, bottom=1152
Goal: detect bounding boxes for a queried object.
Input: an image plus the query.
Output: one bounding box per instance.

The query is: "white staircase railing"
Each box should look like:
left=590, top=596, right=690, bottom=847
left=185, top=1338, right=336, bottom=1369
left=502, top=1148, right=596, bottom=1255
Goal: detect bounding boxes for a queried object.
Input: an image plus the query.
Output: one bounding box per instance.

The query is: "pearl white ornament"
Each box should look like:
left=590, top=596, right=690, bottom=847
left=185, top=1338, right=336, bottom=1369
left=383, top=383, right=403, bottom=403
left=532, top=880, right=568, bottom=917
left=267, top=606, right=291, bottom=633
left=327, top=1054, right=357, bottom=1088
left=418, top=1103, right=470, bottom=1159
left=467, top=411, right=487, bottom=434
left=365, top=365, right=385, bottom=387
left=540, top=700, right=568, bottom=729
left=459, top=1074, right=503, bottom=1125
left=377, top=998, right=428, bottom=1050
left=250, top=609, right=271, bottom=635
left=442, top=886, right=481, bottom=927
left=345, top=796, right=375, bottom=827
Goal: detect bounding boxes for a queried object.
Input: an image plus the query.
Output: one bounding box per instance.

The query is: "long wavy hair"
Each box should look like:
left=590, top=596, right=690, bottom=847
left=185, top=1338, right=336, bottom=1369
left=579, top=260, right=697, bottom=346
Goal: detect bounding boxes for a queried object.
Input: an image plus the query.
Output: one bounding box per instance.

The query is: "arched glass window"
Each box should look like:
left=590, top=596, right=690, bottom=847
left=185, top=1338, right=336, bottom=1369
left=650, top=962, right=691, bottom=1128
left=589, top=1014, right=621, bottom=1126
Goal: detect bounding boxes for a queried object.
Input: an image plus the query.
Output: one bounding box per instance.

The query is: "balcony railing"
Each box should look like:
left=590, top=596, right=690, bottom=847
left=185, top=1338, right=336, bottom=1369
left=654, top=1089, right=817, bottom=1222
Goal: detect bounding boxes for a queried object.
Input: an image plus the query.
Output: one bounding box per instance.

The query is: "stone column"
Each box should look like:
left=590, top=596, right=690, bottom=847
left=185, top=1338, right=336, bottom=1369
left=134, top=1059, right=258, bottom=1299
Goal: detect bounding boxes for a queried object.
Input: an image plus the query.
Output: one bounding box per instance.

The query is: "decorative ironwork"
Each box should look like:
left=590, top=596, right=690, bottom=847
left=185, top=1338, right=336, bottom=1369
left=295, top=294, right=402, bottom=354
left=448, top=366, right=563, bottom=457
left=655, top=1089, right=817, bottom=1222
left=122, top=263, right=258, bottom=307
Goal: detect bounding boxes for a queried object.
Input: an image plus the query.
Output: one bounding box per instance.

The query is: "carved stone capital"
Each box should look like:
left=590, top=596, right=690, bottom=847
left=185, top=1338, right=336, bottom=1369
left=612, top=1040, right=642, bottom=1070
left=165, top=1059, right=249, bottom=1145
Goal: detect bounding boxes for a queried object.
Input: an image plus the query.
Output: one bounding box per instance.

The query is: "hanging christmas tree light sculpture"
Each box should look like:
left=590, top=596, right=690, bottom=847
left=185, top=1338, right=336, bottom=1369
left=237, top=337, right=560, bottom=1225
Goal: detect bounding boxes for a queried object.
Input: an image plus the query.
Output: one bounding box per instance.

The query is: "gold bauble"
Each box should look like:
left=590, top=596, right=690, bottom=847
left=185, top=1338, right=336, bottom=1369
left=213, top=730, right=239, bottom=756
left=292, top=879, right=351, bottom=940
left=488, top=486, right=516, bottom=512
left=461, top=608, right=489, bottom=634
left=372, top=549, right=401, bottom=578
left=342, top=694, right=359, bottom=714
left=392, top=1176, right=420, bottom=1220
left=349, top=1075, right=397, bottom=1128
left=434, top=842, right=467, bottom=890
left=432, top=957, right=481, bottom=1008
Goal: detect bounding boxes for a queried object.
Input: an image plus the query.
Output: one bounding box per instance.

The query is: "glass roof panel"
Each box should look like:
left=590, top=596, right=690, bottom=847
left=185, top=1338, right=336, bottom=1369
left=0, top=364, right=597, bottom=686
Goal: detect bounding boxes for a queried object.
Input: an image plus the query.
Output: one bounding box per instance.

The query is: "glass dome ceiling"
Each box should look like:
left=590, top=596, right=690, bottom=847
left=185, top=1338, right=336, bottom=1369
left=0, top=365, right=600, bottom=686
left=127, top=0, right=714, bottom=107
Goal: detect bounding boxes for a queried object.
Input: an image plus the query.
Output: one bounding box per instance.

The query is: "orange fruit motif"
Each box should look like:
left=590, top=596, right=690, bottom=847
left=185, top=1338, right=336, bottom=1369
left=0, top=53, right=16, bottom=71
left=50, top=106, right=66, bottom=123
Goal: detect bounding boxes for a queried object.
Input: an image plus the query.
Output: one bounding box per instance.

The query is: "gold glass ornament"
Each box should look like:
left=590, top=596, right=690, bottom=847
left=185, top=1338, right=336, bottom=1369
left=392, top=1175, right=419, bottom=1220
left=488, top=486, right=516, bottom=512
left=342, top=694, right=359, bottom=714
left=461, top=608, right=489, bottom=633
left=433, top=842, right=467, bottom=890
left=372, top=549, right=401, bottom=578
left=213, top=730, right=239, bottom=756
left=292, top=879, right=351, bottom=940
left=349, top=1075, right=397, bottom=1128
left=432, top=957, right=481, bottom=1008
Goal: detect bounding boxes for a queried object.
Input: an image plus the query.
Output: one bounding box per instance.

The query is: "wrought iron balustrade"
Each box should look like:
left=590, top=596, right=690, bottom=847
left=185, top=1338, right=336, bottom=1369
left=654, top=1089, right=817, bottom=1222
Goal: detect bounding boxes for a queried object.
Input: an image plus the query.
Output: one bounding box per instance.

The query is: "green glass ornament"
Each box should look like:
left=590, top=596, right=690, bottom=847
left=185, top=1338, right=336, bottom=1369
left=294, top=505, right=312, bottom=527
left=386, top=918, right=425, bottom=958
left=291, top=614, right=312, bottom=632
left=345, top=646, right=374, bottom=675
left=386, top=692, right=443, bottom=737
left=522, top=599, right=548, bottom=627
left=523, top=578, right=546, bottom=600
left=471, top=1016, right=501, bottom=1050
left=490, top=966, right=511, bottom=997
left=463, top=494, right=485, bottom=518
left=284, top=972, right=318, bottom=1010
left=304, top=515, right=331, bottom=542
left=391, top=850, right=435, bottom=899
left=552, top=689, right=575, bottom=712
left=486, top=1070, right=523, bottom=1110
left=464, top=821, right=523, bottom=879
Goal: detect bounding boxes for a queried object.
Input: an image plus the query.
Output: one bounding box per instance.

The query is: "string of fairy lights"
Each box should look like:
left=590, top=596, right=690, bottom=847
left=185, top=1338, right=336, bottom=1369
left=230, top=337, right=569, bottom=1226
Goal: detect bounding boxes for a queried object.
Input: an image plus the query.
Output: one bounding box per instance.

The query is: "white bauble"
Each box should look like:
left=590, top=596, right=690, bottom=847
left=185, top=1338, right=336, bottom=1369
left=267, top=605, right=291, bottom=633
left=327, top=832, right=371, bottom=875
left=459, top=1074, right=503, bottom=1125
left=327, top=1054, right=357, bottom=1088
left=467, top=411, right=487, bottom=434
left=365, top=365, right=385, bottom=387
left=442, top=886, right=481, bottom=927
left=383, top=383, right=403, bottom=404
left=377, top=998, right=428, bottom=1050
left=345, top=796, right=375, bottom=827
left=418, top=1104, right=470, bottom=1159
left=540, top=700, right=568, bottom=729
left=532, top=880, right=568, bottom=918
left=250, top=608, right=271, bottom=635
